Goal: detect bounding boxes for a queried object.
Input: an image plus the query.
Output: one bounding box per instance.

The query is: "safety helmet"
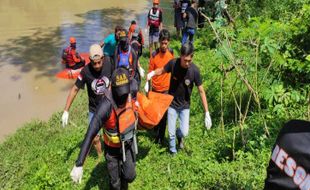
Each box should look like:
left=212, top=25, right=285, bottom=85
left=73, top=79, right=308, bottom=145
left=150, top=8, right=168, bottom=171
left=153, top=0, right=159, bottom=4
left=69, top=37, right=76, bottom=44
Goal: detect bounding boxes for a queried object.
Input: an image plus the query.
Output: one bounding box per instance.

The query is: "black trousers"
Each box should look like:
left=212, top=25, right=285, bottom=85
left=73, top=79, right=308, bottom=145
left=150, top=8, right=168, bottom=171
left=152, top=89, right=168, bottom=144
left=104, top=143, right=136, bottom=190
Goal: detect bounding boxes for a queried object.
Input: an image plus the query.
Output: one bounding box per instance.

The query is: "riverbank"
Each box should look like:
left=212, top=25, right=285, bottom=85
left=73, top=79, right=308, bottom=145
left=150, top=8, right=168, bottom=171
left=0, top=0, right=149, bottom=142
left=0, top=1, right=309, bottom=189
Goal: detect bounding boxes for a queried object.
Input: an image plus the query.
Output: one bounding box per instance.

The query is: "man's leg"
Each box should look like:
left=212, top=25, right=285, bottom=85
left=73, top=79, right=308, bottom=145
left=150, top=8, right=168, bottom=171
left=155, top=110, right=168, bottom=144
left=188, top=28, right=195, bottom=44
left=105, top=148, right=122, bottom=190
left=89, top=112, right=102, bottom=157
left=181, top=28, right=189, bottom=45
left=168, top=107, right=179, bottom=154
left=121, top=142, right=136, bottom=190
left=176, top=109, right=190, bottom=149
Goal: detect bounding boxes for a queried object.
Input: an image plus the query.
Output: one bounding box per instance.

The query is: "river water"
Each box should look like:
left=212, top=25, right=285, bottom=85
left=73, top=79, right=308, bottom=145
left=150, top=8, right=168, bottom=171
left=0, top=0, right=155, bottom=142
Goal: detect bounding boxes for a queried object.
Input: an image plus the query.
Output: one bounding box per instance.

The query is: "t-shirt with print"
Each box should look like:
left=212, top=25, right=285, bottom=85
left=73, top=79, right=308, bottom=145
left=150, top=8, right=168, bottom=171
left=164, top=58, right=202, bottom=109
left=75, top=56, right=113, bottom=113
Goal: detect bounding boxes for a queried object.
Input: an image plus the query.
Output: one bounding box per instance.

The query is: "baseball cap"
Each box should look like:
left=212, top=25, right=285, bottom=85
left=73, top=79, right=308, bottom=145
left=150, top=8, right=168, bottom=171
left=119, top=30, right=128, bottom=41
left=111, top=68, right=130, bottom=97
left=89, top=44, right=103, bottom=61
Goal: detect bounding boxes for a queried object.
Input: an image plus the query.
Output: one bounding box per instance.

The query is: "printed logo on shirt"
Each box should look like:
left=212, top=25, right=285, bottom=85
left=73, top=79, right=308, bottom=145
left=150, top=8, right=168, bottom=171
left=271, top=144, right=310, bottom=189
left=185, top=79, right=190, bottom=86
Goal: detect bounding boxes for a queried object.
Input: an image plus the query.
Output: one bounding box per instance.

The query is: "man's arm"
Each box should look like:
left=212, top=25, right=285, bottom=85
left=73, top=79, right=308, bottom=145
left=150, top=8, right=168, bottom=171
left=75, top=97, right=112, bottom=166
left=64, top=85, right=80, bottom=111
left=197, top=85, right=209, bottom=112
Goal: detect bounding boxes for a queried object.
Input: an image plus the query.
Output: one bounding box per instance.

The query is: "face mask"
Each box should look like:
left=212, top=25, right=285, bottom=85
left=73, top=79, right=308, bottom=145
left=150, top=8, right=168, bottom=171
left=112, top=91, right=128, bottom=107
left=120, top=40, right=129, bottom=51
left=71, top=44, right=76, bottom=49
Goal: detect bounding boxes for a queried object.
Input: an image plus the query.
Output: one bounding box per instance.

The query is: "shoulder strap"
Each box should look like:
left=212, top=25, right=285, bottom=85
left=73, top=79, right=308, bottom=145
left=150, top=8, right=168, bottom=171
left=151, top=48, right=160, bottom=58
left=168, top=48, right=174, bottom=56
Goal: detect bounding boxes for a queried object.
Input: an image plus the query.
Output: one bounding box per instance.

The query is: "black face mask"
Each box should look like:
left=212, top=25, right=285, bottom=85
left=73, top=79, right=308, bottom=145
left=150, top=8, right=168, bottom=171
left=71, top=44, right=76, bottom=49
left=112, top=91, right=128, bottom=107
left=119, top=40, right=129, bottom=52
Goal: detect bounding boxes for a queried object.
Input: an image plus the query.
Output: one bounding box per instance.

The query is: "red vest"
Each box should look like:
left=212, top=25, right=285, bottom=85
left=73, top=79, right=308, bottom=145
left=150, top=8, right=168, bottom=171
left=64, top=46, right=76, bottom=67
left=148, top=8, right=161, bottom=27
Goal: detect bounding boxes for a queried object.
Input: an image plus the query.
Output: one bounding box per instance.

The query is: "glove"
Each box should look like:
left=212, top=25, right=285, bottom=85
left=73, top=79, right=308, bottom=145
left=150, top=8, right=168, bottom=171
left=205, top=112, right=212, bottom=130
left=62, top=111, right=69, bottom=128
left=138, top=66, right=145, bottom=78
left=70, top=165, right=83, bottom=184
left=146, top=71, right=155, bottom=81
left=144, top=81, right=149, bottom=93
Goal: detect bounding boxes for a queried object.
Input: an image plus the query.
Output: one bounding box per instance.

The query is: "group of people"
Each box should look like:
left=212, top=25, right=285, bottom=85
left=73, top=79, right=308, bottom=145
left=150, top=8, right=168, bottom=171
left=172, top=0, right=233, bottom=44
left=60, top=3, right=213, bottom=187
left=58, top=1, right=309, bottom=190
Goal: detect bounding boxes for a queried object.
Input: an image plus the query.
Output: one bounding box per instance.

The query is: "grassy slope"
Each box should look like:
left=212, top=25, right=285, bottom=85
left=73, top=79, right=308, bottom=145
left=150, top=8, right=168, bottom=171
left=0, top=38, right=274, bottom=190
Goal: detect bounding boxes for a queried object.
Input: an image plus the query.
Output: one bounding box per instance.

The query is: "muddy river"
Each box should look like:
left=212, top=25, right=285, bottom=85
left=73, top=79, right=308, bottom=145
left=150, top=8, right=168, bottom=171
left=0, top=0, right=156, bottom=142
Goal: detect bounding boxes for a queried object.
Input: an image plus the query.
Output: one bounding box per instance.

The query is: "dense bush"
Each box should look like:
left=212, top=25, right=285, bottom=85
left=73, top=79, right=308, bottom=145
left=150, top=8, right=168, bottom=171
left=0, top=1, right=309, bottom=189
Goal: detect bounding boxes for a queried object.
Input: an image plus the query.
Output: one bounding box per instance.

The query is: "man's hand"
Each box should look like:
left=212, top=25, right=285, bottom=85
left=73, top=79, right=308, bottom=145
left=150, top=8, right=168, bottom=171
left=146, top=71, right=155, bottom=81
left=62, top=111, right=69, bottom=128
left=70, top=165, right=83, bottom=184
left=205, top=112, right=212, bottom=130
left=138, top=66, right=145, bottom=78
left=144, top=81, right=150, bottom=93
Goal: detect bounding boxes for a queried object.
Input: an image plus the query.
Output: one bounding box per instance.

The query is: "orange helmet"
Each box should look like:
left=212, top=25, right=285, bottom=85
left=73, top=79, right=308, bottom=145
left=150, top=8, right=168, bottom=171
left=153, top=0, right=159, bottom=4
left=69, top=37, right=76, bottom=44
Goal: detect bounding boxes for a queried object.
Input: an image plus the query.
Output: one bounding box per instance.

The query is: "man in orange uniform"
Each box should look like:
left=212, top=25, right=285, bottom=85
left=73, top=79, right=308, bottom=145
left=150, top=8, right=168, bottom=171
left=147, top=29, right=174, bottom=144
left=62, top=37, right=85, bottom=69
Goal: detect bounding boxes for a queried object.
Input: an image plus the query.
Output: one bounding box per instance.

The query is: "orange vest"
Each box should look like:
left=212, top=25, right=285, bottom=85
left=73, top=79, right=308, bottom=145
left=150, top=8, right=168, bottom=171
left=103, top=99, right=137, bottom=148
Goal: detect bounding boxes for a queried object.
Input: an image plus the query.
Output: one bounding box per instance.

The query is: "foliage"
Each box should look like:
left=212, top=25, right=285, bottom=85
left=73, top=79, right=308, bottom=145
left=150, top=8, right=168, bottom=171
left=0, top=1, right=309, bottom=189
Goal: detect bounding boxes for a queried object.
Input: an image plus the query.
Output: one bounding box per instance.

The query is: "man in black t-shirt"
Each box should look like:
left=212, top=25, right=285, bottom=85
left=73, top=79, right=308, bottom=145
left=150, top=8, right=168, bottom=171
left=182, top=0, right=198, bottom=45
left=61, top=44, right=113, bottom=157
left=146, top=42, right=212, bottom=154
left=264, top=120, right=310, bottom=190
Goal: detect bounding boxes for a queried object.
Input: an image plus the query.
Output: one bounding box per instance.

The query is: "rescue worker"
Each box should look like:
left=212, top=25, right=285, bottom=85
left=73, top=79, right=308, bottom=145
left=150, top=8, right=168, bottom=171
left=147, top=0, right=163, bottom=57
left=173, top=0, right=183, bottom=39
left=182, top=0, right=198, bottom=45
left=146, top=42, right=212, bottom=155
left=214, top=0, right=234, bottom=27
left=114, top=29, right=145, bottom=97
left=128, top=20, right=144, bottom=58
left=70, top=68, right=137, bottom=190
left=62, top=37, right=85, bottom=70
left=101, top=25, right=123, bottom=68
left=147, top=29, right=174, bottom=145
left=264, top=120, right=310, bottom=190
left=61, top=44, right=113, bottom=158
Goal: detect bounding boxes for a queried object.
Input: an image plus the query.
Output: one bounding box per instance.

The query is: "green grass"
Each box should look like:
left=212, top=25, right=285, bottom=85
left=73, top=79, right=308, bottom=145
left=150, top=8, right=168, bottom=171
left=1, top=2, right=309, bottom=188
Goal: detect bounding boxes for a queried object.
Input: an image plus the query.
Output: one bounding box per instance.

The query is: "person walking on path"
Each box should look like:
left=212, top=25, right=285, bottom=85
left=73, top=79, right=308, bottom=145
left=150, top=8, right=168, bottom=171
left=70, top=68, right=137, bottom=190
left=147, top=0, right=163, bottom=57
left=62, top=44, right=113, bottom=158
left=182, top=0, right=198, bottom=45
left=147, top=29, right=174, bottom=145
left=173, top=0, right=183, bottom=39
left=145, top=42, right=212, bottom=154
